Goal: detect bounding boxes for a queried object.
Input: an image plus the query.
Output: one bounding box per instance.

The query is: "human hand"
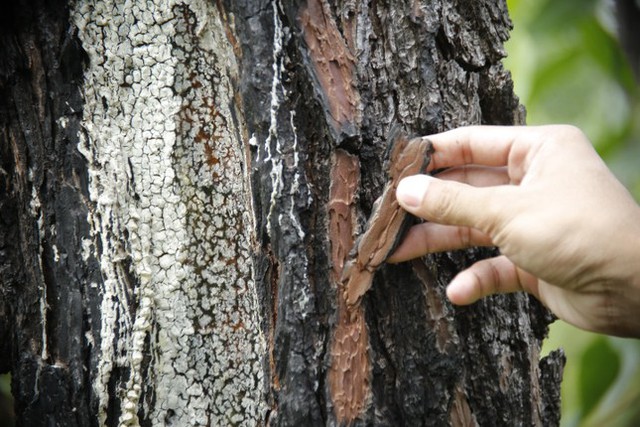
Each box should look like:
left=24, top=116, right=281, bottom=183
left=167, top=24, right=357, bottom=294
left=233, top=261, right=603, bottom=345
left=388, top=125, right=640, bottom=337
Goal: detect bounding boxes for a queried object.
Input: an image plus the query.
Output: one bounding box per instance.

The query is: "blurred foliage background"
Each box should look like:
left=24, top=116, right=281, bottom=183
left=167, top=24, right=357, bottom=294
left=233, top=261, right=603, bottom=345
left=505, top=0, right=640, bottom=426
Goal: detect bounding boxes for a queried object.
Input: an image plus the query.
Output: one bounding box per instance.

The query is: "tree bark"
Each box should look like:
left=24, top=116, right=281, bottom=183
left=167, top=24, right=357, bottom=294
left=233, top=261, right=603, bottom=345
left=0, top=0, right=564, bottom=426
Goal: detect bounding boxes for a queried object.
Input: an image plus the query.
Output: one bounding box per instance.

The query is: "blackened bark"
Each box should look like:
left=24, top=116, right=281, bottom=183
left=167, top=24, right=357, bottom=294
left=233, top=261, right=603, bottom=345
left=0, top=0, right=102, bottom=426
left=227, top=0, right=563, bottom=426
left=1, top=0, right=564, bottom=426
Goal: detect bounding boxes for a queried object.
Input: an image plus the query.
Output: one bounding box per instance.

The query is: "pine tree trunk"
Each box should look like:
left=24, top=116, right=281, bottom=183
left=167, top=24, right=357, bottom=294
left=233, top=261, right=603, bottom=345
left=0, top=0, right=564, bottom=426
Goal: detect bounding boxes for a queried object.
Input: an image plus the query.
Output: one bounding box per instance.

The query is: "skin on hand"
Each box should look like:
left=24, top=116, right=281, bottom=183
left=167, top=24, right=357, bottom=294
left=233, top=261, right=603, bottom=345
left=388, top=125, right=640, bottom=338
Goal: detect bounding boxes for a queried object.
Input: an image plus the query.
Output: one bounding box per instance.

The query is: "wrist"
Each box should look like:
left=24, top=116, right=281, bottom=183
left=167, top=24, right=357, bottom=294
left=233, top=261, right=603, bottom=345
left=605, top=206, right=640, bottom=337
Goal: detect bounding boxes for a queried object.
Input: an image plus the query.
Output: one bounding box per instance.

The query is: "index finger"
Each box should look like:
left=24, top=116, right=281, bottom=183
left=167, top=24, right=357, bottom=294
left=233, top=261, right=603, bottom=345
left=425, top=125, right=532, bottom=172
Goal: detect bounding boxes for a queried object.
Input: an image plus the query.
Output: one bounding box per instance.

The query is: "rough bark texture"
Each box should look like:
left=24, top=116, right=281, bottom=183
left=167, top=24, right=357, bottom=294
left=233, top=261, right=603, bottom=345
left=228, top=1, right=564, bottom=426
left=1, top=0, right=265, bottom=425
left=0, top=0, right=565, bottom=426
left=0, top=1, right=102, bottom=425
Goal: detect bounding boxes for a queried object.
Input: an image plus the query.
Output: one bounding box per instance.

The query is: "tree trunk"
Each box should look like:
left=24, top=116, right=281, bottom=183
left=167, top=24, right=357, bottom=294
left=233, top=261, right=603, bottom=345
left=0, top=0, right=564, bottom=426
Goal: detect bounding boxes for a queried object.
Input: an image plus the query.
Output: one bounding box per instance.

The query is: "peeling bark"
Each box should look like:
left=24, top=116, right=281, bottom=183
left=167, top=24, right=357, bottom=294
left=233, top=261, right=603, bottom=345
left=342, top=133, right=433, bottom=307
left=0, top=0, right=564, bottom=426
left=299, top=0, right=360, bottom=133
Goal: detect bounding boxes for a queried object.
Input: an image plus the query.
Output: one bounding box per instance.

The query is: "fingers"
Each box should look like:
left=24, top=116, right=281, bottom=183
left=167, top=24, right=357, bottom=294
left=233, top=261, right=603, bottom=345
left=446, top=255, right=540, bottom=305
left=396, top=174, right=514, bottom=230
left=387, top=223, right=493, bottom=263
left=425, top=125, right=588, bottom=182
left=387, top=165, right=509, bottom=262
left=426, top=126, right=531, bottom=171
left=435, top=165, right=510, bottom=186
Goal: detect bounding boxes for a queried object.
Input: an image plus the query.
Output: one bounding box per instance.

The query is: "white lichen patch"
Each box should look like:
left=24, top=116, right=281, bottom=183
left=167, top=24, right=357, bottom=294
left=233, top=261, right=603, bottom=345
left=73, top=1, right=265, bottom=425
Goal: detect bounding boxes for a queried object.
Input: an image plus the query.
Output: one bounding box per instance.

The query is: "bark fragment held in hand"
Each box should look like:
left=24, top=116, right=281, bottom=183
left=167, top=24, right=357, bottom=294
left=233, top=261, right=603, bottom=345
left=343, top=134, right=434, bottom=307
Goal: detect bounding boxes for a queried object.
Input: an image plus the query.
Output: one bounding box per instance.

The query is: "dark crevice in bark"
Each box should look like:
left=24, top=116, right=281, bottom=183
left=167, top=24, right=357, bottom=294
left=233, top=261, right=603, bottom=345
left=106, top=367, right=126, bottom=426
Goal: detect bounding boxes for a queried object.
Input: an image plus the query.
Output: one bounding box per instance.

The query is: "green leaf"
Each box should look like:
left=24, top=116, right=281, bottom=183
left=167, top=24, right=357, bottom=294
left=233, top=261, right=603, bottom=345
left=578, top=17, right=637, bottom=94
left=578, top=337, right=620, bottom=416
left=582, top=340, right=640, bottom=427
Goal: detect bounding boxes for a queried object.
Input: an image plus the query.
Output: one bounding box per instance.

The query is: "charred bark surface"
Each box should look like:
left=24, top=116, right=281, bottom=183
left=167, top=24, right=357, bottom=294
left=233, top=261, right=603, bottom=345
left=1, top=0, right=564, bottom=426
left=226, top=0, right=564, bottom=426
left=0, top=1, right=102, bottom=425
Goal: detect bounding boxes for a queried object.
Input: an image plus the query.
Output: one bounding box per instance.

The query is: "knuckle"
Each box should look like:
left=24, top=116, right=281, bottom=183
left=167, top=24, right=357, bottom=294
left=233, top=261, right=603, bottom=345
left=486, top=260, right=504, bottom=293
left=472, top=259, right=504, bottom=298
left=545, top=124, right=586, bottom=146
left=430, top=183, right=459, bottom=223
left=559, top=124, right=584, bottom=138
left=470, top=268, right=493, bottom=299
left=457, top=226, right=472, bottom=248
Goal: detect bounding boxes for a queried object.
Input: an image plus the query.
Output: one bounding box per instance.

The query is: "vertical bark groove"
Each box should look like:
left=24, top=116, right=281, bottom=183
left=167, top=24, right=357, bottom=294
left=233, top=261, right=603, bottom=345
left=0, top=1, right=101, bottom=425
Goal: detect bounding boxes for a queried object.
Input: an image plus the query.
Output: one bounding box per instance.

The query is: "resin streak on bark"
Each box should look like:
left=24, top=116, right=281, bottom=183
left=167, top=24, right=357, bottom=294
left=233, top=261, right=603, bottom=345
left=327, top=150, right=370, bottom=424
left=299, top=0, right=360, bottom=133
left=73, top=1, right=264, bottom=425
left=224, top=2, right=326, bottom=424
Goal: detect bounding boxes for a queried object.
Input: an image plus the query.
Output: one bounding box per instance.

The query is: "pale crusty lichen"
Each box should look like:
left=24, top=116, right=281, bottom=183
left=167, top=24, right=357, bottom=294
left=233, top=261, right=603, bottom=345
left=73, top=1, right=265, bottom=425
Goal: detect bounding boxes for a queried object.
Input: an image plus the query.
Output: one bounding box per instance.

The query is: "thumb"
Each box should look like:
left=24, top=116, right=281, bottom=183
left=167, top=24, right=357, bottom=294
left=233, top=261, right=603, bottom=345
left=396, top=175, right=505, bottom=230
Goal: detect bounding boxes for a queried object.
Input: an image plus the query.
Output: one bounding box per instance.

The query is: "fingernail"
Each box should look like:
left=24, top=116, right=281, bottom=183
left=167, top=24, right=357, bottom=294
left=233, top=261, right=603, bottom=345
left=396, top=175, right=431, bottom=208
left=446, top=274, right=477, bottom=305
